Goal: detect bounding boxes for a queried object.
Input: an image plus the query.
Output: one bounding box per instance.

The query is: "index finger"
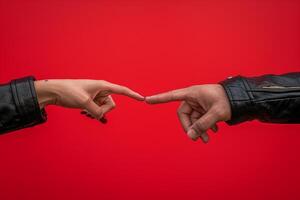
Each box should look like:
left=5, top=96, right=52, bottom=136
left=145, top=88, right=187, bottom=104
left=106, top=82, right=144, bottom=101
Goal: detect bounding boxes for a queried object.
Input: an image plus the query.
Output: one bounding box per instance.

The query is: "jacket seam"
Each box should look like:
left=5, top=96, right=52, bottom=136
left=28, top=78, right=38, bottom=115
left=223, top=85, right=235, bottom=112
left=15, top=81, right=28, bottom=124
left=231, top=96, right=300, bottom=102
left=10, top=81, right=23, bottom=119
left=242, top=78, right=253, bottom=101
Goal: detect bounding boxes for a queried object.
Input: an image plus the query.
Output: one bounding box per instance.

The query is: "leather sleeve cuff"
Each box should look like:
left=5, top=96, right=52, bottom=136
left=219, top=76, right=257, bottom=125
left=9, top=76, right=47, bottom=131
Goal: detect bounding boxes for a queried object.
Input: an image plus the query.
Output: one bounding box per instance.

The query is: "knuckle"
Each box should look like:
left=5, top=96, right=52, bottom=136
left=170, top=90, right=176, bottom=100
left=188, top=85, right=200, bottom=92
left=211, top=106, right=225, bottom=120
left=82, top=96, right=93, bottom=106
left=122, top=86, right=129, bottom=90
left=99, top=80, right=108, bottom=85
left=121, top=86, right=129, bottom=93
left=98, top=80, right=110, bottom=89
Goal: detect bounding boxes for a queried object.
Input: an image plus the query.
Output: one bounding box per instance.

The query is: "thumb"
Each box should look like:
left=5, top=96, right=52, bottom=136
left=187, top=109, right=218, bottom=142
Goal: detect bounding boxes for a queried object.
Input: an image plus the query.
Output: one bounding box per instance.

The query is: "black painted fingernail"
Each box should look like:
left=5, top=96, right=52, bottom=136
left=100, top=117, right=107, bottom=124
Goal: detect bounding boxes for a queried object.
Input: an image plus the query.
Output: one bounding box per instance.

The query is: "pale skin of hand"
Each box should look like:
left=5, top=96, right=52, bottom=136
left=34, top=79, right=144, bottom=122
left=145, top=84, right=232, bottom=143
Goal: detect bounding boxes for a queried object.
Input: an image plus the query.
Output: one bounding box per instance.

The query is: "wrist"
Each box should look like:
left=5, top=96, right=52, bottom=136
left=34, top=80, right=58, bottom=109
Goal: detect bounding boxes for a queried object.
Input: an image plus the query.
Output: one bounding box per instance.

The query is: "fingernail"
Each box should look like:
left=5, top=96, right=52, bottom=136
left=201, top=134, right=209, bottom=144
left=100, top=117, right=107, bottom=124
left=187, top=129, right=199, bottom=141
left=138, top=95, right=145, bottom=101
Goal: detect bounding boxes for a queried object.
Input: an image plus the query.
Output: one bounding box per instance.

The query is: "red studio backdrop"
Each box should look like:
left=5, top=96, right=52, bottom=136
left=0, top=0, right=300, bottom=200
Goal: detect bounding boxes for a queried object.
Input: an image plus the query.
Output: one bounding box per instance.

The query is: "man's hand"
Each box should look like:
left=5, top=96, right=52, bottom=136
left=34, top=79, right=144, bottom=122
left=146, top=84, right=231, bottom=143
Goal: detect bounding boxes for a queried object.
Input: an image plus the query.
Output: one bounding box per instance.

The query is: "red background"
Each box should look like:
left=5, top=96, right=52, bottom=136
left=0, top=0, right=300, bottom=199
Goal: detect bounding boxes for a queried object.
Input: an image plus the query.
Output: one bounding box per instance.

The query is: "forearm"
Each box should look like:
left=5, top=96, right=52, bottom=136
left=0, top=76, right=47, bottom=134
left=220, top=72, right=300, bottom=125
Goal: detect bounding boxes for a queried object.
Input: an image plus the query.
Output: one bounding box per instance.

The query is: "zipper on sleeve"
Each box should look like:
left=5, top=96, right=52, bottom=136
left=248, top=86, right=300, bottom=93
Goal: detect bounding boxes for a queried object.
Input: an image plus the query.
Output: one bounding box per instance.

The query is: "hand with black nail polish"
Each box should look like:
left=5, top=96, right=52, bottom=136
left=34, top=79, right=144, bottom=122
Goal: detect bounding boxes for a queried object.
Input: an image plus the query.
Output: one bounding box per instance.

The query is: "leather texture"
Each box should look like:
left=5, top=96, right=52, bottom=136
left=220, top=72, right=300, bottom=125
left=0, top=76, right=47, bottom=134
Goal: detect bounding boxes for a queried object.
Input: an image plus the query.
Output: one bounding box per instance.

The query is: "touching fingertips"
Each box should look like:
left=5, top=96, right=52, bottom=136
left=79, top=88, right=216, bottom=144
left=145, top=96, right=154, bottom=104
left=135, top=94, right=145, bottom=101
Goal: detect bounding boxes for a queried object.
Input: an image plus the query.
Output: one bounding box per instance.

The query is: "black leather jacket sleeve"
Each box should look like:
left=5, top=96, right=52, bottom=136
left=0, top=76, right=47, bottom=134
left=220, top=72, right=300, bottom=125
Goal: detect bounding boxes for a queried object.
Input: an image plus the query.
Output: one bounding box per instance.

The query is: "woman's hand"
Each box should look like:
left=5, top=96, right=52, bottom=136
left=34, top=79, right=144, bottom=122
